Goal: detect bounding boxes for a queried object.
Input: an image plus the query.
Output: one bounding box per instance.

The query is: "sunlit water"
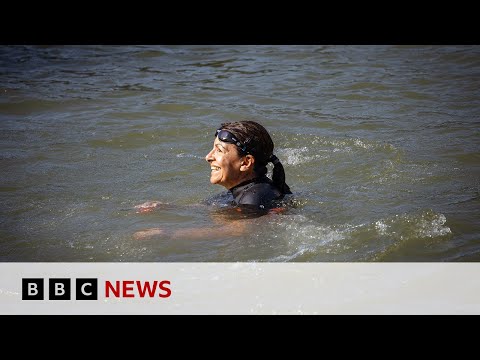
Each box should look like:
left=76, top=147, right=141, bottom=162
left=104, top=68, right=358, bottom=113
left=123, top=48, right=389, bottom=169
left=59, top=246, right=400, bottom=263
left=1, top=45, right=479, bottom=261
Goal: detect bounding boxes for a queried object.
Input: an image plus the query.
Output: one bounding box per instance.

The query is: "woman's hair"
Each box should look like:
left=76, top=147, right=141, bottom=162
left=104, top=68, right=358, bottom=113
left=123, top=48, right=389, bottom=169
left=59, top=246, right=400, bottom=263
left=219, top=120, right=292, bottom=194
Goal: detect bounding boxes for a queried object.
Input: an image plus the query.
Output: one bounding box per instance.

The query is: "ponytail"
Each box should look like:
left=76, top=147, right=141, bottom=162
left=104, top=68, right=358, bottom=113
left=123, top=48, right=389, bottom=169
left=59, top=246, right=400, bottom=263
left=269, top=155, right=292, bottom=195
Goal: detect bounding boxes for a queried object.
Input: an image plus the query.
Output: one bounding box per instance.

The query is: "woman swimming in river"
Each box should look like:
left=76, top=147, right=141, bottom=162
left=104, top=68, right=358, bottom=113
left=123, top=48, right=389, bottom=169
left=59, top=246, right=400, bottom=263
left=134, top=120, right=292, bottom=239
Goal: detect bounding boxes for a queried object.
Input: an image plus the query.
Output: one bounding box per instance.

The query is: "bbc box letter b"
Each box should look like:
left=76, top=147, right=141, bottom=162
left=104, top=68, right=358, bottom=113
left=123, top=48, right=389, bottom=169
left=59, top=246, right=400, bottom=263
left=22, top=278, right=44, bottom=300
left=49, top=278, right=71, bottom=300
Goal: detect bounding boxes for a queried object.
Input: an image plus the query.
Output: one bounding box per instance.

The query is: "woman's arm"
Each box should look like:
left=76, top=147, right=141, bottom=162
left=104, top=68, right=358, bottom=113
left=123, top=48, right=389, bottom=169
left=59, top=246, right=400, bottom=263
left=134, top=201, right=208, bottom=213
left=133, top=203, right=286, bottom=240
left=133, top=219, right=248, bottom=240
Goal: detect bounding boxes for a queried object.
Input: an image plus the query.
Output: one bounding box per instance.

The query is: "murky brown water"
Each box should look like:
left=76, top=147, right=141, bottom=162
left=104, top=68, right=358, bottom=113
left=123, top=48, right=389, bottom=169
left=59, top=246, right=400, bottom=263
left=1, top=45, right=479, bottom=261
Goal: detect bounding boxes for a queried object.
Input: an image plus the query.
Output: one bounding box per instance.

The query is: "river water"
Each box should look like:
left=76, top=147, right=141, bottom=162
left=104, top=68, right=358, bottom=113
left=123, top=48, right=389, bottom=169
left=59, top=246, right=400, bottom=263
left=1, top=45, right=479, bottom=261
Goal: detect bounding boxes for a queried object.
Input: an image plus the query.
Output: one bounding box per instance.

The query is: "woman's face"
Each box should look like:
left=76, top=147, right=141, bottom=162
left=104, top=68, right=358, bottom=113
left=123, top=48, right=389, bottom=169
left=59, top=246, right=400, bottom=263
left=205, top=137, right=246, bottom=189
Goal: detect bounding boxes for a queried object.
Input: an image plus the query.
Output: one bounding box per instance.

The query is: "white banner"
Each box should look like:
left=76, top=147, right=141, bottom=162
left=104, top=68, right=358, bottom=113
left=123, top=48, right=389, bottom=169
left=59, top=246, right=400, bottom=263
left=1, top=263, right=479, bottom=314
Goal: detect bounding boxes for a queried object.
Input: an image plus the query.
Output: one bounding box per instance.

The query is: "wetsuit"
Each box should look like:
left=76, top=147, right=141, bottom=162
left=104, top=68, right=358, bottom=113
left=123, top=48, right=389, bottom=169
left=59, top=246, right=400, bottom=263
left=229, top=176, right=283, bottom=210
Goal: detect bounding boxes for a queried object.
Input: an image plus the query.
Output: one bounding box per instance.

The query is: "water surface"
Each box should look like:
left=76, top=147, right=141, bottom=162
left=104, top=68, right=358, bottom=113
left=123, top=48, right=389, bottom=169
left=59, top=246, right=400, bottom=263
left=1, top=45, right=479, bottom=261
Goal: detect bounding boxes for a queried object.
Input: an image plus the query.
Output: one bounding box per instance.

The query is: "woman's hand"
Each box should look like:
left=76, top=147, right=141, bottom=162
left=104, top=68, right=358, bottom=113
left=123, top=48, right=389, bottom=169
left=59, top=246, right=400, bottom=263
left=134, top=201, right=164, bottom=213
left=133, top=227, right=165, bottom=240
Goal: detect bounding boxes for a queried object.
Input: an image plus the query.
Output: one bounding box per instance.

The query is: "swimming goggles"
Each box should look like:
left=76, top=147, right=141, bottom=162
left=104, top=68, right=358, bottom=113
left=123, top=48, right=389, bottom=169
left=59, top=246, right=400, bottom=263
left=215, top=129, right=251, bottom=153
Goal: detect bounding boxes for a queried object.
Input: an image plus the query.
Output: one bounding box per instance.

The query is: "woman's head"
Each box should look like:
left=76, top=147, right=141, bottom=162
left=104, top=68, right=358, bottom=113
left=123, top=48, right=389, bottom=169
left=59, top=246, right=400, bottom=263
left=205, top=120, right=292, bottom=194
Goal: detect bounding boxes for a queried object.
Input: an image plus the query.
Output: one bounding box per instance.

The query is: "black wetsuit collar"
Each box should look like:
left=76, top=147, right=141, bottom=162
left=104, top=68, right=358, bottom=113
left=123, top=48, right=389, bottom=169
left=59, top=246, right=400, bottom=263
left=229, top=176, right=270, bottom=195
left=228, top=176, right=283, bottom=209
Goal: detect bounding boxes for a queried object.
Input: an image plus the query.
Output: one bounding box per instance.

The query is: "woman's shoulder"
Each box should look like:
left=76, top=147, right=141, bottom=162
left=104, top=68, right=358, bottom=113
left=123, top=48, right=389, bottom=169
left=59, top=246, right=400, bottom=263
left=202, top=178, right=295, bottom=213
left=236, top=181, right=283, bottom=207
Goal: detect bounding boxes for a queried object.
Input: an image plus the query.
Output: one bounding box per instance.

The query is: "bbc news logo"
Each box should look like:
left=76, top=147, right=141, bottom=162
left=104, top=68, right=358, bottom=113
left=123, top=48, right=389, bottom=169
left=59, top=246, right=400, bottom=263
left=22, top=278, right=172, bottom=300
left=22, top=278, right=98, bottom=300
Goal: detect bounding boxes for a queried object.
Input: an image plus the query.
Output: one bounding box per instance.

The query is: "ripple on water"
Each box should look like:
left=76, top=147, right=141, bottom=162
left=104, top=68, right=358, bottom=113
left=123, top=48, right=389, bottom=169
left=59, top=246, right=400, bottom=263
left=263, top=209, right=452, bottom=262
